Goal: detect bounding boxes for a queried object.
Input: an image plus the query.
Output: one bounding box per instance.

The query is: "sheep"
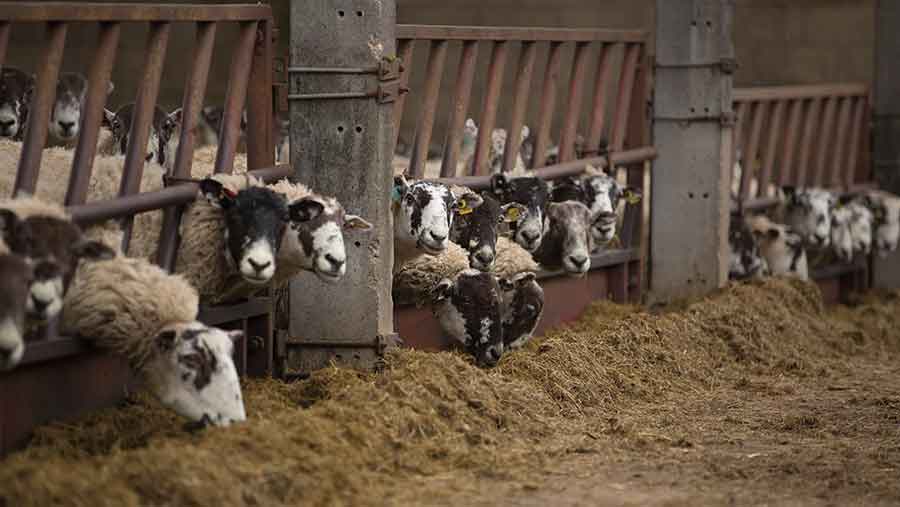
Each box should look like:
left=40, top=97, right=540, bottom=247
left=779, top=186, right=836, bottom=249
left=490, top=173, right=551, bottom=253
left=62, top=248, right=246, bottom=427
left=100, top=103, right=181, bottom=171
left=49, top=72, right=114, bottom=143
left=550, top=165, right=642, bottom=246
left=0, top=67, right=34, bottom=141
left=449, top=187, right=525, bottom=272
left=498, top=271, right=543, bottom=351
left=486, top=124, right=530, bottom=174
left=532, top=200, right=595, bottom=276
left=728, top=212, right=769, bottom=280
left=391, top=175, right=483, bottom=272
left=0, top=198, right=115, bottom=323
left=431, top=269, right=505, bottom=367
left=0, top=248, right=32, bottom=371
left=860, top=189, right=900, bottom=257
left=747, top=214, right=809, bottom=280
left=830, top=198, right=874, bottom=263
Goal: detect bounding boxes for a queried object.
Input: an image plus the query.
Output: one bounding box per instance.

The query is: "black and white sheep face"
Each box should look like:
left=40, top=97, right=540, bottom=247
left=728, top=213, right=768, bottom=280
left=534, top=201, right=594, bottom=276
left=283, top=196, right=372, bottom=283
left=393, top=176, right=483, bottom=255
left=431, top=269, right=504, bottom=368
left=200, top=180, right=288, bottom=286
left=0, top=67, right=34, bottom=139
left=863, top=193, right=900, bottom=257
left=498, top=271, right=544, bottom=351
left=49, top=73, right=112, bottom=141
left=0, top=253, right=33, bottom=371
left=491, top=174, right=551, bottom=253
left=749, top=215, right=808, bottom=279
left=783, top=186, right=836, bottom=249
left=145, top=322, right=246, bottom=428
left=450, top=192, right=525, bottom=272
left=0, top=211, right=115, bottom=322
left=581, top=172, right=641, bottom=244
left=102, top=103, right=180, bottom=167
left=830, top=205, right=856, bottom=263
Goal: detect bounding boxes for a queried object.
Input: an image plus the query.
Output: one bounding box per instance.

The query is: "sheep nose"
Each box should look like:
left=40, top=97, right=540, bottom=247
left=0, top=119, right=14, bottom=130
left=430, top=231, right=447, bottom=243
left=31, top=296, right=49, bottom=313
left=474, top=250, right=494, bottom=265
left=568, top=255, right=588, bottom=268
left=59, top=121, right=75, bottom=133
left=521, top=230, right=539, bottom=242
left=324, top=253, right=345, bottom=270
left=247, top=258, right=271, bottom=273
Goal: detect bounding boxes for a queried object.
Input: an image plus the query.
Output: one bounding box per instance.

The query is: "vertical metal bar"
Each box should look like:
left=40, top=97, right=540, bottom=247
left=440, top=40, right=479, bottom=178
left=558, top=41, right=590, bottom=163
left=246, top=18, right=274, bottom=171
left=531, top=41, right=563, bottom=169
left=472, top=40, right=509, bottom=176
left=740, top=100, right=766, bottom=201
left=610, top=43, right=641, bottom=152
left=608, top=264, right=629, bottom=303
left=14, top=22, right=67, bottom=195
left=156, top=21, right=217, bottom=271
left=501, top=40, right=536, bottom=173
left=830, top=96, right=853, bottom=186
left=65, top=22, right=120, bottom=206
left=779, top=99, right=804, bottom=185
left=813, top=96, right=838, bottom=186
left=584, top=42, right=614, bottom=156
left=0, top=22, right=11, bottom=69
left=409, top=39, right=448, bottom=179
left=846, top=97, right=866, bottom=187
left=391, top=39, right=414, bottom=153
left=795, top=98, right=821, bottom=185
left=758, top=100, right=785, bottom=194
left=216, top=21, right=258, bottom=174
left=731, top=101, right=747, bottom=175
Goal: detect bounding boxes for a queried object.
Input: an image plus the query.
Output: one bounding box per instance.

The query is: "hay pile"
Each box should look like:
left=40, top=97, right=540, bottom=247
left=2, top=277, right=900, bottom=506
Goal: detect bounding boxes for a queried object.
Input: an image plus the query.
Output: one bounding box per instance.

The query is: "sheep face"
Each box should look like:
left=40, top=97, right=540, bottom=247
left=848, top=202, right=874, bottom=256
left=728, top=213, right=768, bottom=280
left=431, top=269, right=504, bottom=368
left=0, top=211, right=115, bottom=322
left=0, top=67, right=34, bottom=139
left=283, top=196, right=373, bottom=282
left=748, top=215, right=808, bottom=279
left=0, top=254, right=33, bottom=370
left=581, top=171, right=641, bottom=244
left=863, top=193, right=900, bottom=257
left=498, top=271, right=543, bottom=351
left=783, top=186, right=836, bottom=248
left=534, top=200, right=594, bottom=275
left=145, top=322, right=246, bottom=428
left=393, top=176, right=483, bottom=255
left=491, top=174, right=550, bottom=253
left=49, top=73, right=112, bottom=141
left=102, top=103, right=180, bottom=168
left=830, top=206, right=855, bottom=263
left=200, top=180, right=288, bottom=286
left=488, top=125, right=529, bottom=172
left=450, top=192, right=525, bottom=272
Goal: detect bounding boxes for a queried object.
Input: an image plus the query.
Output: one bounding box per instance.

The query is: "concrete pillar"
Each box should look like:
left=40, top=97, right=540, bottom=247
left=872, top=0, right=900, bottom=288
left=649, top=0, right=734, bottom=303
left=286, top=0, right=396, bottom=373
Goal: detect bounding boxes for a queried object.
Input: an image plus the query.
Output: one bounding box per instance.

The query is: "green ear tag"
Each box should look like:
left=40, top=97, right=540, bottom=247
left=505, top=206, right=521, bottom=222
left=625, top=191, right=641, bottom=205
left=391, top=186, right=403, bottom=203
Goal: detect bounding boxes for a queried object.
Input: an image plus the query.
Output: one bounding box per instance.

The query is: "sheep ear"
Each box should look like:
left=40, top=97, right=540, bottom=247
left=392, top=175, right=409, bottom=202
left=498, top=277, right=515, bottom=291
left=490, top=173, right=509, bottom=195
left=0, top=208, right=19, bottom=234
left=514, top=271, right=537, bottom=284
left=520, top=124, right=530, bottom=140
left=106, top=80, right=115, bottom=95
left=71, top=240, right=116, bottom=262
left=344, top=214, right=373, bottom=231
left=455, top=192, right=483, bottom=215
left=289, top=198, right=325, bottom=223
left=155, top=330, right=178, bottom=352
left=198, top=178, right=234, bottom=209
left=499, top=203, right=526, bottom=224
left=431, top=278, right=454, bottom=301
left=168, top=108, right=183, bottom=126
left=101, top=108, right=116, bottom=129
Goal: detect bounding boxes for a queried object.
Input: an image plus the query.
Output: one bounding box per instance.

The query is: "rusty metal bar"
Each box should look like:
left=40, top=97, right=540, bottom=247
left=846, top=97, right=866, bottom=187
left=558, top=41, right=590, bottom=162
left=779, top=99, right=803, bottom=185
left=829, top=97, right=853, bottom=186
left=410, top=39, right=448, bottom=179
left=440, top=40, right=479, bottom=177
left=758, top=100, right=785, bottom=194
left=215, top=21, right=258, bottom=174
left=391, top=39, right=414, bottom=152
left=531, top=41, right=563, bottom=169
left=584, top=42, right=614, bottom=156
left=812, top=97, right=838, bottom=186
left=0, top=22, right=10, bottom=69
left=472, top=40, right=508, bottom=176
left=396, top=25, right=647, bottom=43
left=610, top=43, right=641, bottom=151
left=740, top=100, right=766, bottom=201
left=156, top=20, right=217, bottom=271
left=733, top=83, right=868, bottom=102
left=731, top=101, right=747, bottom=177
left=14, top=22, right=66, bottom=195
left=501, top=40, right=536, bottom=173
left=796, top=98, right=821, bottom=185
left=246, top=18, right=274, bottom=171
left=0, top=3, right=272, bottom=22
left=65, top=22, right=120, bottom=206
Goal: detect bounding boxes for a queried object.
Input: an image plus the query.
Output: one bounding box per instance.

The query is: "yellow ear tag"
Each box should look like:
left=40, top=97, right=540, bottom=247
left=505, top=206, right=521, bottom=222
left=625, top=191, right=642, bottom=205
left=457, top=199, right=474, bottom=215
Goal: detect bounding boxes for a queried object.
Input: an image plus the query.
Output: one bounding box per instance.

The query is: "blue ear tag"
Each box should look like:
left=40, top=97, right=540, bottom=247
left=391, top=186, right=403, bottom=203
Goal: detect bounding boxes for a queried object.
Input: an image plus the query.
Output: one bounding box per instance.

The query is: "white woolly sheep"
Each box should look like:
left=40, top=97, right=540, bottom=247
left=780, top=186, right=836, bottom=249
left=747, top=214, right=809, bottom=280
left=498, top=271, right=543, bottom=351
left=830, top=199, right=874, bottom=263
left=728, top=212, right=769, bottom=280
left=431, top=269, right=505, bottom=368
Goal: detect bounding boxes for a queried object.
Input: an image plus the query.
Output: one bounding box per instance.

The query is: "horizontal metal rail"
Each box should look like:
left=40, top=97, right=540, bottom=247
left=733, top=83, right=869, bottom=102
left=397, top=25, right=647, bottom=42
left=0, top=3, right=272, bottom=22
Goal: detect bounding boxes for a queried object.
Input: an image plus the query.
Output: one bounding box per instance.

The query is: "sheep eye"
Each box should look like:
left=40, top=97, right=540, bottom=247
left=405, top=194, right=415, bottom=206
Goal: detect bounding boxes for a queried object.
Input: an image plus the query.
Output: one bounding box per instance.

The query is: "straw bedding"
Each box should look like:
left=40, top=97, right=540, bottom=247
left=2, top=277, right=899, bottom=506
